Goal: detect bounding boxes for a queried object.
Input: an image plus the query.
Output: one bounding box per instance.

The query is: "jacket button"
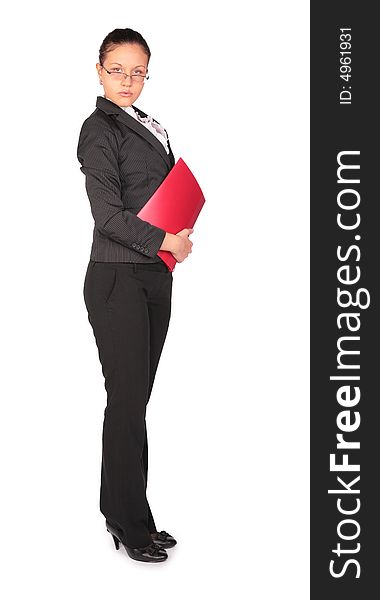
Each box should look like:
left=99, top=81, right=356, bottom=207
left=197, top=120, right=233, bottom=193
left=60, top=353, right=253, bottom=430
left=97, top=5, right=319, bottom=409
left=132, top=243, right=137, bottom=248
left=136, top=244, right=141, bottom=250
left=144, top=248, right=148, bottom=254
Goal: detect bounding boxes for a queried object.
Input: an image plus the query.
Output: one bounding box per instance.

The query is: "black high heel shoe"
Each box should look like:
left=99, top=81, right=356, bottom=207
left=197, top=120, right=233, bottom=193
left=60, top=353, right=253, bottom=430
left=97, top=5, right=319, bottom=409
left=150, top=530, right=177, bottom=548
left=106, top=521, right=168, bottom=563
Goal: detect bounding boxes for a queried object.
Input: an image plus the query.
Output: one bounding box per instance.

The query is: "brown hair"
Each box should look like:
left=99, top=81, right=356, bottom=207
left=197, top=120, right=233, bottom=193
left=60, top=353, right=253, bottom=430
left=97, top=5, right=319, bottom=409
left=99, top=28, right=151, bottom=66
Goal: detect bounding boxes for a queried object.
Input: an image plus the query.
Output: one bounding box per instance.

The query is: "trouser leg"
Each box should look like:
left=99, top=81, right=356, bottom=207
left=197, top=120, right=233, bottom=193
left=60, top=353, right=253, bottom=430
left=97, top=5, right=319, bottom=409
left=143, top=295, right=172, bottom=533
left=84, top=261, right=151, bottom=548
left=142, top=423, right=156, bottom=533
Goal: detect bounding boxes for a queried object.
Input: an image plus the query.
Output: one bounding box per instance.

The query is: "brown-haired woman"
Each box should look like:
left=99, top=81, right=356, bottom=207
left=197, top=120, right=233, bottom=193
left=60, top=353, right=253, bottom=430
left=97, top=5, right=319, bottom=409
left=77, top=27, right=193, bottom=563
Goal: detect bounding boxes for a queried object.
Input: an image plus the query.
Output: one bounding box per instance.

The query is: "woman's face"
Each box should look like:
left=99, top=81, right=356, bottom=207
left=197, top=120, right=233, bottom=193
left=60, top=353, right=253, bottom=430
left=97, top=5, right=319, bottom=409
left=96, top=43, right=149, bottom=107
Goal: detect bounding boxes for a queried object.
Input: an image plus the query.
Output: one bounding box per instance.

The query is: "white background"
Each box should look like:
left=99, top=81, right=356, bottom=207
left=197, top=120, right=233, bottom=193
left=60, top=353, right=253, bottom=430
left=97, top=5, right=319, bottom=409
left=1, top=1, right=309, bottom=597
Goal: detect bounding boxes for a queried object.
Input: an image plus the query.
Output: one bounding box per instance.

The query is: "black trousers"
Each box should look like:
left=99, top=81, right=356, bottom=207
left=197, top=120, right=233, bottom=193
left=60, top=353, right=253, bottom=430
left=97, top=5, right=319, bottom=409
left=83, top=259, right=173, bottom=548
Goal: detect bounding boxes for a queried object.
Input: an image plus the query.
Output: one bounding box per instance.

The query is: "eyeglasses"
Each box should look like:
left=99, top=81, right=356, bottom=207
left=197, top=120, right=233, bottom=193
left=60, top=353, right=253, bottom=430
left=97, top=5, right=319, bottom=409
left=101, top=64, right=149, bottom=83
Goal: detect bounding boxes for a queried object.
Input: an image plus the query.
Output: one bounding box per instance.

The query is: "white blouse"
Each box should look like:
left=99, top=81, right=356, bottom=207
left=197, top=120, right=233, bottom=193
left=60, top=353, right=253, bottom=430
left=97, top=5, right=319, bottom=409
left=123, top=105, right=170, bottom=154
left=105, top=97, right=170, bottom=154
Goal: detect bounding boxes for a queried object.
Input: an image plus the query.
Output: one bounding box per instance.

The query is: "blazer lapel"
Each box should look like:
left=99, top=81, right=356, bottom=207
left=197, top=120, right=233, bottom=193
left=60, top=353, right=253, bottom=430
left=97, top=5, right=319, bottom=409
left=96, top=96, right=174, bottom=170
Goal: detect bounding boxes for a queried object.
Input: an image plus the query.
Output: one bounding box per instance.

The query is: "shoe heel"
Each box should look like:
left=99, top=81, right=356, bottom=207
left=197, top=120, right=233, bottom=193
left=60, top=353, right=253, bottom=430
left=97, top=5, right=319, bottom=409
left=112, top=534, right=120, bottom=550
left=107, top=528, right=120, bottom=550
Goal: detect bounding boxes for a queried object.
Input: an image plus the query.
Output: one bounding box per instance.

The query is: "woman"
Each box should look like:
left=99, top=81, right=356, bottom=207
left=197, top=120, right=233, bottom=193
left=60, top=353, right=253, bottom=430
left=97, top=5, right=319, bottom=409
left=77, top=27, right=193, bottom=563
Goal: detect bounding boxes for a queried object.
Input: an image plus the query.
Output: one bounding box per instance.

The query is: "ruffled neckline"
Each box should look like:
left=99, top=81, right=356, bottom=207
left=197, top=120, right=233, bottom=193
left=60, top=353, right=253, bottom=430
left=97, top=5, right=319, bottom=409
left=103, top=97, right=169, bottom=153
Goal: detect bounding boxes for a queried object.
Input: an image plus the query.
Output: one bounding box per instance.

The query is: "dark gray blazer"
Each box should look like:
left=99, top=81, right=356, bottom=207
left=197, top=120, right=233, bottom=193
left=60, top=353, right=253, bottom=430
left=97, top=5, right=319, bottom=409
left=77, top=95, right=175, bottom=263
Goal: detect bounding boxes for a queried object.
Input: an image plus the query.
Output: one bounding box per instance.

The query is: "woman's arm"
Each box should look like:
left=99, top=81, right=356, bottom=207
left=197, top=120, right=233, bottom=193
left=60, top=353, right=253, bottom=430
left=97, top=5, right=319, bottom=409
left=77, top=120, right=166, bottom=259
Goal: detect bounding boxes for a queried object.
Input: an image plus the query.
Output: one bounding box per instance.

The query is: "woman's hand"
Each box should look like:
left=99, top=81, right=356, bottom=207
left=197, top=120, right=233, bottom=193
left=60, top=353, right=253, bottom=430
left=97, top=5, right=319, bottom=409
left=172, top=228, right=194, bottom=262
left=161, top=229, right=194, bottom=262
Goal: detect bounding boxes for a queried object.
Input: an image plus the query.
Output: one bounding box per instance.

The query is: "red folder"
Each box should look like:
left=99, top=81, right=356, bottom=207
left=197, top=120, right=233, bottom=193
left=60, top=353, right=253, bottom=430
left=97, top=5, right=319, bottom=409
left=137, top=157, right=205, bottom=272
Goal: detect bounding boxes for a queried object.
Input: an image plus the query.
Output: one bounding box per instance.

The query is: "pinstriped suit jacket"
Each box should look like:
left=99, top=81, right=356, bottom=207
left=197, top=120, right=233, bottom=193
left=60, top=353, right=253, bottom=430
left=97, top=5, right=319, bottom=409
left=77, top=95, right=175, bottom=263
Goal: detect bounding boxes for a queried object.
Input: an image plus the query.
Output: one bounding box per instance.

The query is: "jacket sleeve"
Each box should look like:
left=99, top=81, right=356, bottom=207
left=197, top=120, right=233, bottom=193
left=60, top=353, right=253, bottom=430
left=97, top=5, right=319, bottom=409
left=77, top=120, right=166, bottom=258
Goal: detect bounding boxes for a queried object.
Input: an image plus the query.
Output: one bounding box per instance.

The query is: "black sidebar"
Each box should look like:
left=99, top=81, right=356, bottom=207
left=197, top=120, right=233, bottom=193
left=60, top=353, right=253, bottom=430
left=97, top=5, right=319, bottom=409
left=311, top=2, right=378, bottom=598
